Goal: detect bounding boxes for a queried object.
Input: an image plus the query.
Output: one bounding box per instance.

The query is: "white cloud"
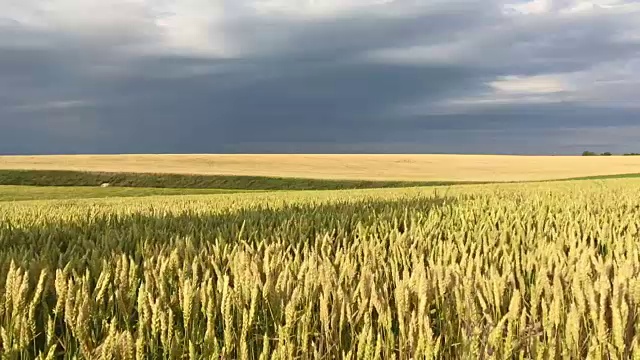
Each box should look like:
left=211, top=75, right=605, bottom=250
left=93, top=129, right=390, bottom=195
left=11, top=100, right=94, bottom=112
left=247, top=0, right=395, bottom=18
left=490, top=75, right=569, bottom=94
left=503, top=0, right=639, bottom=15
left=369, top=0, right=640, bottom=66
left=421, top=59, right=640, bottom=114
left=147, top=1, right=232, bottom=57
left=503, top=0, right=552, bottom=14
left=2, top=0, right=640, bottom=118
left=0, top=0, right=418, bottom=58
left=366, top=0, right=640, bottom=114
left=1, top=0, right=232, bottom=56
left=5, top=0, right=639, bottom=58
left=2, top=0, right=152, bottom=34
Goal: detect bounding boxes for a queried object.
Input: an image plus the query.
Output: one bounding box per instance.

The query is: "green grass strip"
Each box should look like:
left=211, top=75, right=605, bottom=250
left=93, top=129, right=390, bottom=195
left=0, top=185, right=256, bottom=202
left=560, top=173, right=640, bottom=181
left=0, top=169, right=470, bottom=191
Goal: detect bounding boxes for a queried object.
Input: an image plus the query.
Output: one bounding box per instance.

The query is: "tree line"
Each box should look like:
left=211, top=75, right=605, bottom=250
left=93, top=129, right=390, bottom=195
left=582, top=151, right=640, bottom=156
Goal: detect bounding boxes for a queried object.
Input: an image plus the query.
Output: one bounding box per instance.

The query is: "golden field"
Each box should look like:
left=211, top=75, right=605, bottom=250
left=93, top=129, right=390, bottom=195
left=1, top=154, right=640, bottom=181
left=3, top=179, right=640, bottom=358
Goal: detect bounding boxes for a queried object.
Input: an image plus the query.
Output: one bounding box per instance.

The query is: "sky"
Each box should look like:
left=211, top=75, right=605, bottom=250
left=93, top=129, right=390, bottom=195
left=1, top=0, right=639, bottom=154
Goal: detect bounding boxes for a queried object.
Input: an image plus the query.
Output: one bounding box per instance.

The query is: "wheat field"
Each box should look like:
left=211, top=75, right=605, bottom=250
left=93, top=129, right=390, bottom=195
left=2, top=179, right=640, bottom=358
left=2, top=154, right=640, bottom=181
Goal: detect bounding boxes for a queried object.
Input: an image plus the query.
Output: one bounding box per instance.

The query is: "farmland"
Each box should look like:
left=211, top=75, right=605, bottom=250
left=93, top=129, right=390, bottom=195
left=3, top=154, right=640, bottom=181
left=2, top=178, right=640, bottom=358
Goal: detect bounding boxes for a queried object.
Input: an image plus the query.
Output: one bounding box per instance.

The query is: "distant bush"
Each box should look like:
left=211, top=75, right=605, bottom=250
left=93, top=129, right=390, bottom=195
left=624, top=153, right=640, bottom=156
left=582, top=151, right=616, bottom=156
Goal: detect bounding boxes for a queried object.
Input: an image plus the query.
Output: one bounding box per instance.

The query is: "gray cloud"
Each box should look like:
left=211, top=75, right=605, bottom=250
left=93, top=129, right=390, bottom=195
left=1, top=0, right=640, bottom=154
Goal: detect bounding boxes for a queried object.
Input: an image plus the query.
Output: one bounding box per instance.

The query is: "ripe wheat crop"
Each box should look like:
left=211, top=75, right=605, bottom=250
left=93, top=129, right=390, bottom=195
left=4, top=154, right=640, bottom=181
left=1, top=180, right=640, bottom=359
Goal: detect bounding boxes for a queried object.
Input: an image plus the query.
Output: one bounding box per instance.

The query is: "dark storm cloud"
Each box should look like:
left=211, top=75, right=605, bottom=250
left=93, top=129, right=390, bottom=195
left=1, top=0, right=640, bottom=154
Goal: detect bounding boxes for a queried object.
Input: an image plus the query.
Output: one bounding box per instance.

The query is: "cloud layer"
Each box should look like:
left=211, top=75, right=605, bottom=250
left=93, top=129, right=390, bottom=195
left=1, top=0, right=639, bottom=154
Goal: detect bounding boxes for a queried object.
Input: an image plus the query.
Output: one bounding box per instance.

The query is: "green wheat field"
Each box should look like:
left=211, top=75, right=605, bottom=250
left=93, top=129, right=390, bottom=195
left=2, top=175, right=640, bottom=358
